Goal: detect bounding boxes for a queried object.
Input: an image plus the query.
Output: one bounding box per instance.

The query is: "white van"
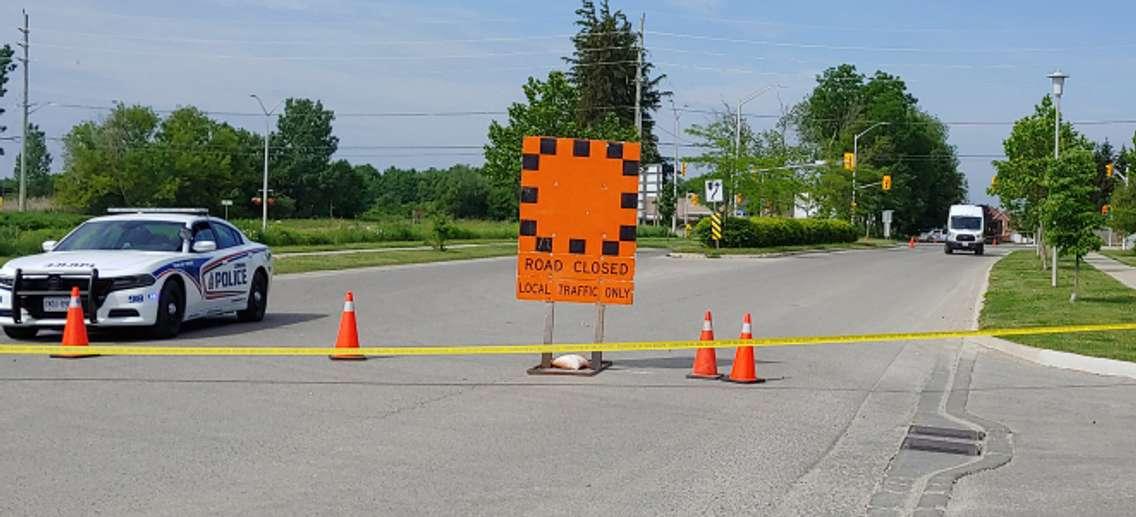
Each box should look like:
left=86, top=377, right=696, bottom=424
left=945, top=204, right=985, bottom=255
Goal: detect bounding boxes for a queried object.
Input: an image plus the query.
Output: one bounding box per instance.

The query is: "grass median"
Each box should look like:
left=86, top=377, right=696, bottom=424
left=274, top=242, right=518, bottom=274
left=1100, top=249, right=1136, bottom=267
left=670, top=238, right=897, bottom=256
left=980, top=250, right=1136, bottom=362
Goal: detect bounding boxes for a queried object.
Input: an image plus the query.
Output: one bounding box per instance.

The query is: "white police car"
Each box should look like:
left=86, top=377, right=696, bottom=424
left=0, top=208, right=272, bottom=340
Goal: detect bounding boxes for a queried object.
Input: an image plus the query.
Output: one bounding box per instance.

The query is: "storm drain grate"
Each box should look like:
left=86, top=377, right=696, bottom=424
left=902, top=425, right=984, bottom=456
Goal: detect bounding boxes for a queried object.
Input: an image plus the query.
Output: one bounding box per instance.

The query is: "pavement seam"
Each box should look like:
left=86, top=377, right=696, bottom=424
left=913, top=343, right=1013, bottom=515
left=865, top=341, right=1015, bottom=516
left=772, top=340, right=917, bottom=516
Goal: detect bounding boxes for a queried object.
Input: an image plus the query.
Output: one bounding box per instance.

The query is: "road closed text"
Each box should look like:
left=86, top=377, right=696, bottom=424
left=518, top=254, right=635, bottom=281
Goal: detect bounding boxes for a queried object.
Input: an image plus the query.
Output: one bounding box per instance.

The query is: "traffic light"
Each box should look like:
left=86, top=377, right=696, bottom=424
left=991, top=174, right=998, bottom=187
left=843, top=152, right=855, bottom=171
left=882, top=175, right=892, bottom=191
left=690, top=193, right=700, bottom=206
left=1102, top=204, right=1111, bottom=215
left=681, top=161, right=687, bottom=176
left=1106, top=162, right=1114, bottom=177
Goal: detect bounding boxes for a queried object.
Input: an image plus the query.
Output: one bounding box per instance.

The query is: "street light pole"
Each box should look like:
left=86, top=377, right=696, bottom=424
left=1048, top=70, right=1067, bottom=288
left=852, top=121, right=889, bottom=224
left=250, top=94, right=281, bottom=232
left=734, top=85, right=780, bottom=215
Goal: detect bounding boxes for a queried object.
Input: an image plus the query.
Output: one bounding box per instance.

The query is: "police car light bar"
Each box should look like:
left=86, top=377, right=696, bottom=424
left=106, top=208, right=210, bottom=215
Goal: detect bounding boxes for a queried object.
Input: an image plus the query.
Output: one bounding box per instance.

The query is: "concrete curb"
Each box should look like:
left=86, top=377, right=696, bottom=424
left=667, top=245, right=901, bottom=260
left=969, top=335, right=1136, bottom=380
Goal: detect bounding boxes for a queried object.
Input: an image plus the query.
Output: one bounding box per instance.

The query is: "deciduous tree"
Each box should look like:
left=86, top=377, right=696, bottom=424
left=483, top=71, right=634, bottom=217
left=0, top=44, right=14, bottom=156
left=1043, top=148, right=1102, bottom=301
left=11, top=122, right=53, bottom=197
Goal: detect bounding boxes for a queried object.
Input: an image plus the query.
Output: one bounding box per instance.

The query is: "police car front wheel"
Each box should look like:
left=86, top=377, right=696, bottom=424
left=150, top=280, right=185, bottom=339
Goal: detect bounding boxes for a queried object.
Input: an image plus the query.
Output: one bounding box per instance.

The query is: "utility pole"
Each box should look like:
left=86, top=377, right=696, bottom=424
left=634, top=13, right=644, bottom=138
left=17, top=10, right=29, bottom=212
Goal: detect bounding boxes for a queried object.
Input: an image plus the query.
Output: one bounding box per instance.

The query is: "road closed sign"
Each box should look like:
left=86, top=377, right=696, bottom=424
left=515, top=136, right=639, bottom=305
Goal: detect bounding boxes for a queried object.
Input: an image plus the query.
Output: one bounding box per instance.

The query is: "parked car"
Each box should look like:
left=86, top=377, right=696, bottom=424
left=919, top=229, right=946, bottom=243
left=0, top=208, right=273, bottom=340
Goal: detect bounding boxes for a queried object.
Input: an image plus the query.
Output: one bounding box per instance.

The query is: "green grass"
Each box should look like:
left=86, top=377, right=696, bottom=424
left=274, top=243, right=517, bottom=274
left=980, top=250, right=1136, bottom=362
left=668, top=238, right=897, bottom=255
left=273, top=239, right=514, bottom=254
left=638, top=236, right=689, bottom=249
left=230, top=218, right=518, bottom=247
left=1100, top=249, right=1136, bottom=267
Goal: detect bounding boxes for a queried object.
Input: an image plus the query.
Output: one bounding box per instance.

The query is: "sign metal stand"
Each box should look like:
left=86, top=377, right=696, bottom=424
left=520, top=136, right=633, bottom=376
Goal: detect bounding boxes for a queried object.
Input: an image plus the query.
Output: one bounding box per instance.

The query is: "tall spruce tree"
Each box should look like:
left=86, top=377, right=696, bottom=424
left=565, top=0, right=666, bottom=162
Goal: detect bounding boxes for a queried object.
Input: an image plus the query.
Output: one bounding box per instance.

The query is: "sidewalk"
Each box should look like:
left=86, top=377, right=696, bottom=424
left=1085, top=252, right=1136, bottom=289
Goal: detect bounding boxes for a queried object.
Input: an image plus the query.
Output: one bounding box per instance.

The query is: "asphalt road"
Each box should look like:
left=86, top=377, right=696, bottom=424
left=2, top=244, right=1134, bottom=516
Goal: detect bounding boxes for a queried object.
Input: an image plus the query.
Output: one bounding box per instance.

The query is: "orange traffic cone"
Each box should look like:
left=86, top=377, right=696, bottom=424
left=908, top=236, right=916, bottom=249
left=724, top=313, right=764, bottom=384
left=52, top=287, right=97, bottom=359
left=329, top=291, right=365, bottom=361
left=687, top=310, right=722, bottom=380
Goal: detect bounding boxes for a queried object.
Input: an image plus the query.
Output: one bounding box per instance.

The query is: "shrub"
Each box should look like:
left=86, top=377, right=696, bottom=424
left=0, top=228, right=70, bottom=257
left=694, top=216, right=857, bottom=248
left=693, top=216, right=758, bottom=248
left=430, top=213, right=454, bottom=251
left=636, top=225, right=673, bottom=238
left=0, top=212, right=87, bottom=232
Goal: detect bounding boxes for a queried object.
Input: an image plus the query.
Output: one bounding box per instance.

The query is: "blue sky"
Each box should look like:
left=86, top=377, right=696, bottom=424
left=2, top=0, right=1135, bottom=207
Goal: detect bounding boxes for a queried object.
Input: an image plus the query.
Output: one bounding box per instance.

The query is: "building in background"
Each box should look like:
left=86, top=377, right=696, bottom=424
left=638, top=163, right=674, bottom=224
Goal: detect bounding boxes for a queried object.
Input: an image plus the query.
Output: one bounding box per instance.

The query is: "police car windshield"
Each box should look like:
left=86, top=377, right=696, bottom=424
left=54, top=220, right=186, bottom=252
left=950, top=216, right=982, bottom=231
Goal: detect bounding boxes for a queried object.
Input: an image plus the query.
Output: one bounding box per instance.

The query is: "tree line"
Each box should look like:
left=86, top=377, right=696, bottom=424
left=0, top=98, right=505, bottom=220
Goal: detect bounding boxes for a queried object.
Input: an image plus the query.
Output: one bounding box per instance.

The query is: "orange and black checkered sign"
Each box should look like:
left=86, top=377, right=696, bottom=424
left=515, top=136, right=639, bottom=305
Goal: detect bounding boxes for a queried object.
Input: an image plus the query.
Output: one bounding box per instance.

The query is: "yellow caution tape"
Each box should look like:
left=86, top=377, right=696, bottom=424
left=1, top=322, right=1135, bottom=357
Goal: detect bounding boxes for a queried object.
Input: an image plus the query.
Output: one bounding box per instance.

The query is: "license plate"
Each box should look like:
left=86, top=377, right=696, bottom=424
left=42, top=297, right=71, bottom=312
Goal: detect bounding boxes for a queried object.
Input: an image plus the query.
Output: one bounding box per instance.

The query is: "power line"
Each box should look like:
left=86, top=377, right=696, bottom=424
left=645, top=30, right=1136, bottom=54
left=35, top=102, right=1136, bottom=127
left=649, top=9, right=1105, bottom=36
left=35, top=44, right=574, bottom=61
left=34, top=28, right=604, bottom=46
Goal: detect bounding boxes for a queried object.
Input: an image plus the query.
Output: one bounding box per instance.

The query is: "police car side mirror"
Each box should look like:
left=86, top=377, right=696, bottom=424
left=42, top=240, right=57, bottom=252
left=192, top=240, right=218, bottom=253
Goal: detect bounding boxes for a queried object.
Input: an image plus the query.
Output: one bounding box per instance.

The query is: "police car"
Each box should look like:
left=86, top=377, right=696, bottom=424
left=0, top=208, right=272, bottom=340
